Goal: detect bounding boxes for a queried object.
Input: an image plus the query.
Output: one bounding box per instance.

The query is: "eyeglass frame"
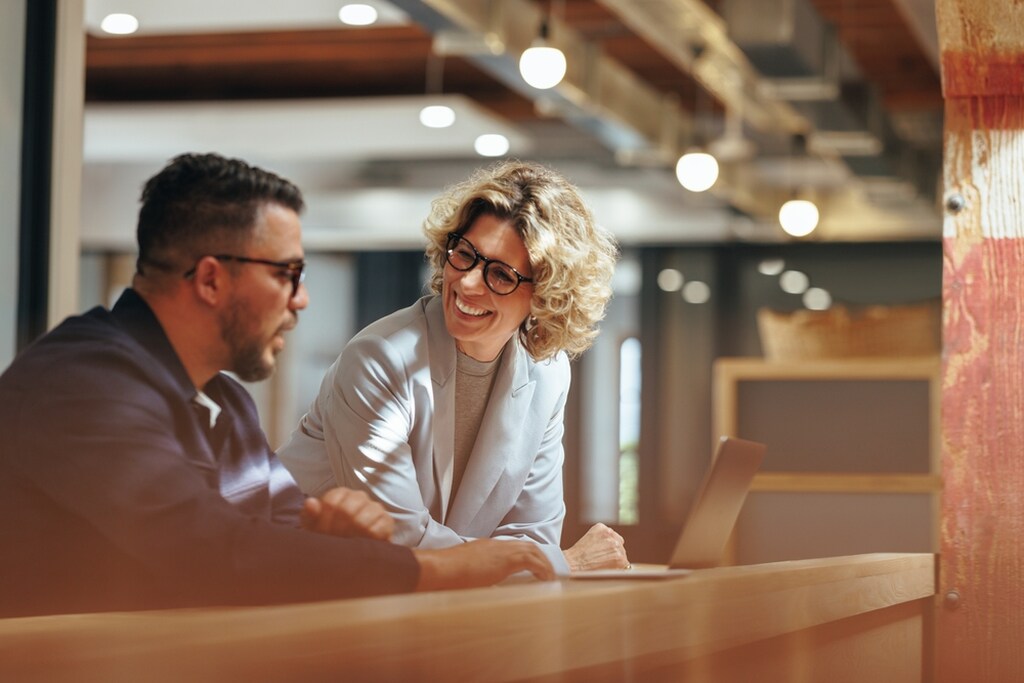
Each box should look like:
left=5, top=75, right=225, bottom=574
left=183, top=254, right=306, bottom=298
left=444, top=232, right=534, bottom=296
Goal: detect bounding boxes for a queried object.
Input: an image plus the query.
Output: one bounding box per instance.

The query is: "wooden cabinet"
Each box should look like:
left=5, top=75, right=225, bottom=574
left=713, top=357, right=941, bottom=564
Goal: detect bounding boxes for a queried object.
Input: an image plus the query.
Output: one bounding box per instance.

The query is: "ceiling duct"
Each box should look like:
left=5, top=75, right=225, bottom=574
left=721, top=0, right=842, bottom=101
left=721, top=0, right=932, bottom=200
left=589, top=0, right=939, bottom=213
left=802, top=83, right=885, bottom=157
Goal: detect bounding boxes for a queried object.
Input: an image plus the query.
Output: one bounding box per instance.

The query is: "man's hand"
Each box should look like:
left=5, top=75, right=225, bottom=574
left=413, top=539, right=555, bottom=591
left=300, top=487, right=395, bottom=541
left=562, top=523, right=629, bottom=572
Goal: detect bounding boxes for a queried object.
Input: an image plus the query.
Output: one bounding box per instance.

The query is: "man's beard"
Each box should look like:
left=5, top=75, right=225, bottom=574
left=219, top=303, right=277, bottom=382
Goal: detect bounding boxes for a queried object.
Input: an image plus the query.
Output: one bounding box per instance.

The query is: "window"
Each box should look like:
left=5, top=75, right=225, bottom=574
left=618, top=336, right=641, bottom=524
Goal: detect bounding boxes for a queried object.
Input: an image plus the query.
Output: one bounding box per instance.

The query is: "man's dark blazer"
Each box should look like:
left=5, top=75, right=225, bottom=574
left=0, top=289, right=417, bottom=617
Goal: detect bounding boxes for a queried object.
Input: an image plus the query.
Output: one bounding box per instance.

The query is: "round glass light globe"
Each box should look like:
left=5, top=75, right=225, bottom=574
left=682, top=280, right=712, bottom=304
left=803, top=287, right=832, bottom=310
left=519, top=46, right=567, bottom=89
left=779, top=270, right=810, bottom=294
left=657, top=268, right=684, bottom=292
left=779, top=199, right=820, bottom=237
left=758, top=258, right=786, bottom=276
left=675, top=152, right=719, bottom=192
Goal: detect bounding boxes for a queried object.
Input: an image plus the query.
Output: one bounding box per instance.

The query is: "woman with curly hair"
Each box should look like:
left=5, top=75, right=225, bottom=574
left=278, top=161, right=627, bottom=574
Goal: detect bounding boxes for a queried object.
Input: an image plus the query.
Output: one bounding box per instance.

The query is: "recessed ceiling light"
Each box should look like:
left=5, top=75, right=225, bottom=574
left=474, top=134, right=510, bottom=157
left=339, top=4, right=378, bottom=26
left=100, top=13, right=139, bottom=35
left=419, top=105, right=456, bottom=129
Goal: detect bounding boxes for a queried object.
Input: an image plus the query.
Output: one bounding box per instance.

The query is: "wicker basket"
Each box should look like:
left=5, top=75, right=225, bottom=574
left=756, top=302, right=940, bottom=360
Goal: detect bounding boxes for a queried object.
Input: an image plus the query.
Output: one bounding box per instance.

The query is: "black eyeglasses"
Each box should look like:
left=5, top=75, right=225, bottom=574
left=184, top=254, right=306, bottom=298
left=445, top=233, right=533, bottom=296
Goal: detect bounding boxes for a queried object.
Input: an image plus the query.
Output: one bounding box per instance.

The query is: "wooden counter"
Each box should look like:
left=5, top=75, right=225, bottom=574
left=0, top=553, right=934, bottom=682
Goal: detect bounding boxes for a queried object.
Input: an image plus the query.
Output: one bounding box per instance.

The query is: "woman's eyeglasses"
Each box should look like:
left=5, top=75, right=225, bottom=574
left=444, top=233, right=533, bottom=296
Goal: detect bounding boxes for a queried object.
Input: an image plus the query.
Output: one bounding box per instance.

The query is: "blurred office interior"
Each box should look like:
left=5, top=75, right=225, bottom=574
left=6, top=0, right=944, bottom=562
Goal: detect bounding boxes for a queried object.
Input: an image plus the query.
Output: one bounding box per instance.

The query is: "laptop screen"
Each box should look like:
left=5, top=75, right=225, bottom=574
left=667, top=436, right=766, bottom=569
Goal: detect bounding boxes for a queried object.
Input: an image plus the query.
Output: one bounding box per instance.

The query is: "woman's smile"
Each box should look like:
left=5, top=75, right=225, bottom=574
left=454, top=294, right=490, bottom=318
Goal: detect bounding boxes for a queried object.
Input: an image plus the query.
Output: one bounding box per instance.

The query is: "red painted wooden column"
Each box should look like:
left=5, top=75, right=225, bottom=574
left=937, top=2, right=1024, bottom=679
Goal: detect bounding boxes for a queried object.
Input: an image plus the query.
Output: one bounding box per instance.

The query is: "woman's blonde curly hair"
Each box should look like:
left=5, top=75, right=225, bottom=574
left=423, top=161, right=619, bottom=362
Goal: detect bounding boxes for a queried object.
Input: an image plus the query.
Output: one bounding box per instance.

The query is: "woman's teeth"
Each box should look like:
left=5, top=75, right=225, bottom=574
left=456, top=296, right=489, bottom=316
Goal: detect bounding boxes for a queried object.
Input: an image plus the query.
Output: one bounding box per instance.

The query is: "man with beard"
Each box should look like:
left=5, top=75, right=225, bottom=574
left=0, top=153, right=552, bottom=618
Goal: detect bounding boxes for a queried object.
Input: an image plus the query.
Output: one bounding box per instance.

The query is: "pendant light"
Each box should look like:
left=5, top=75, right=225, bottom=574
left=779, top=198, right=819, bottom=237
left=519, top=4, right=566, bottom=90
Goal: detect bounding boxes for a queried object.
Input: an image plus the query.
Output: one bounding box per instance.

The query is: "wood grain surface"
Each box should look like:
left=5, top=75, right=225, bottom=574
left=0, top=554, right=933, bottom=683
left=938, top=1, right=1024, bottom=679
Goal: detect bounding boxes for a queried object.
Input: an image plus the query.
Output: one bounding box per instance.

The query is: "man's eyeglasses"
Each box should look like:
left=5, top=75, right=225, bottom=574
left=184, top=255, right=306, bottom=298
left=445, top=233, right=533, bottom=296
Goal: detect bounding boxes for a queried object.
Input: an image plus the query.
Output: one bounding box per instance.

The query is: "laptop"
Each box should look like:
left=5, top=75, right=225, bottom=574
left=571, top=436, right=766, bottom=579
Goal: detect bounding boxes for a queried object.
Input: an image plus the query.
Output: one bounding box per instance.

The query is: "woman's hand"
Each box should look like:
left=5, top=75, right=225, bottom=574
left=562, top=523, right=629, bottom=572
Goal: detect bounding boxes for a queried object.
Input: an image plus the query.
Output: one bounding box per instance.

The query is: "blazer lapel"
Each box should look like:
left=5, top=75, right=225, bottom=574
left=426, top=297, right=457, bottom=524
left=446, top=338, right=536, bottom=532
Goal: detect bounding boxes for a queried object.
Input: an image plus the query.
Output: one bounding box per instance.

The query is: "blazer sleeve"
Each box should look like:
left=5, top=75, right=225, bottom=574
left=6, top=353, right=419, bottom=607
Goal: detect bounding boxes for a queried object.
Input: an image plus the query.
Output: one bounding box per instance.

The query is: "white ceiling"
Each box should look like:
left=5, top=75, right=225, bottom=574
left=83, top=96, right=531, bottom=164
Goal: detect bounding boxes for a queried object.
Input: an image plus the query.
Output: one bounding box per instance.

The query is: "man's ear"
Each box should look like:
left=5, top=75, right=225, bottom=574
left=189, top=256, right=225, bottom=306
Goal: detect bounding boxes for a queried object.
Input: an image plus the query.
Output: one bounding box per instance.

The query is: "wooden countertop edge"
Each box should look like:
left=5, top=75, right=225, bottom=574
left=0, top=553, right=936, bottom=682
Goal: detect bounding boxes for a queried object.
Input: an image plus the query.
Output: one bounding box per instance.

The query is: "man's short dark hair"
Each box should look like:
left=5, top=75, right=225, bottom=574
left=136, top=152, right=304, bottom=275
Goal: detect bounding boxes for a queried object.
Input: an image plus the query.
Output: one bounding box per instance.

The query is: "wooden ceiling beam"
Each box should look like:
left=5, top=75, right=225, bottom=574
left=87, top=28, right=435, bottom=69
left=86, top=27, right=536, bottom=114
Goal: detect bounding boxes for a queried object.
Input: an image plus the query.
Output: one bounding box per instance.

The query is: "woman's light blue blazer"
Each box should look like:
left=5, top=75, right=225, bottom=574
left=278, top=295, right=571, bottom=573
